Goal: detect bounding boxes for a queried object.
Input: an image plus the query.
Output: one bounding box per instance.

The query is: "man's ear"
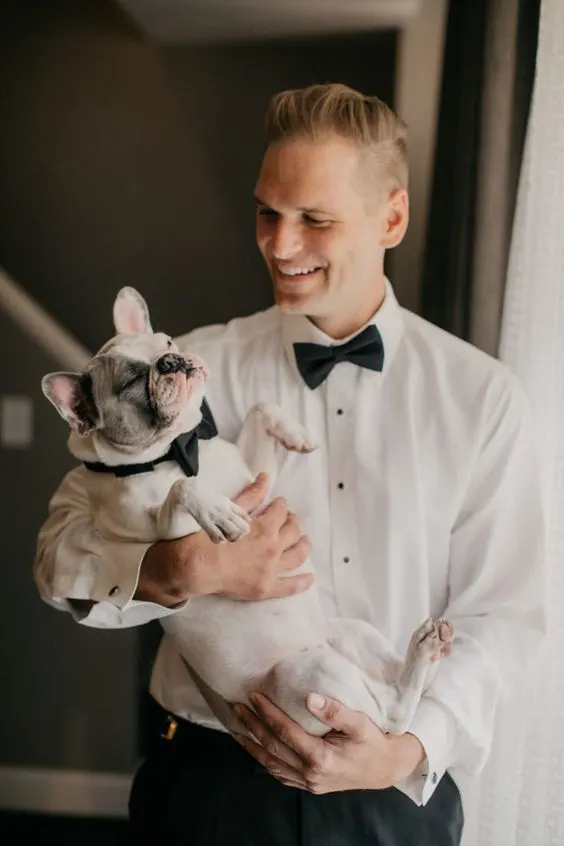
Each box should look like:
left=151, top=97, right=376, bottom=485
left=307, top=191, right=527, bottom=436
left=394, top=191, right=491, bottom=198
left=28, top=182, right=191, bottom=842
left=113, top=286, right=153, bottom=335
left=41, top=372, right=99, bottom=437
left=380, top=188, right=409, bottom=249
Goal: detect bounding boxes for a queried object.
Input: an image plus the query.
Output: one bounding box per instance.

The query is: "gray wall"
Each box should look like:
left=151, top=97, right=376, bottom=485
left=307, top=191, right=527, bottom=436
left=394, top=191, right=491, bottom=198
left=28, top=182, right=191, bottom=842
left=0, top=2, right=396, bottom=349
left=0, top=310, right=138, bottom=772
left=0, top=0, right=397, bottom=775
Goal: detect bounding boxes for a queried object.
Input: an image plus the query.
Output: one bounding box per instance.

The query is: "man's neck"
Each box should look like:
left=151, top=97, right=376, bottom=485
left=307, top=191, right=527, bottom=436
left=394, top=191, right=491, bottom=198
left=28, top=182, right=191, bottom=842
left=310, top=285, right=387, bottom=341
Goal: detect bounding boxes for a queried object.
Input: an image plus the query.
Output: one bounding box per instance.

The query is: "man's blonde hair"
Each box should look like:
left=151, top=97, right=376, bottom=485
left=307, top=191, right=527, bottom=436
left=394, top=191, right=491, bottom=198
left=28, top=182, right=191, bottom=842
left=265, top=83, right=408, bottom=190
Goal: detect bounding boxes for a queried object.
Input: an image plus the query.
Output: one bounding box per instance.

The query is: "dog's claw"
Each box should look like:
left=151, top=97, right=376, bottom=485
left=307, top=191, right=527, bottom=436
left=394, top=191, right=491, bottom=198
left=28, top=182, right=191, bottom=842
left=199, top=505, right=251, bottom=544
left=255, top=403, right=317, bottom=454
left=409, top=617, right=455, bottom=663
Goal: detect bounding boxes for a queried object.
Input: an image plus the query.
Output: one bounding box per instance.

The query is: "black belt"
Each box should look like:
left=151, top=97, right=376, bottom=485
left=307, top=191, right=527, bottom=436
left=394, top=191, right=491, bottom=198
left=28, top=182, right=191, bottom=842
left=143, top=695, right=264, bottom=773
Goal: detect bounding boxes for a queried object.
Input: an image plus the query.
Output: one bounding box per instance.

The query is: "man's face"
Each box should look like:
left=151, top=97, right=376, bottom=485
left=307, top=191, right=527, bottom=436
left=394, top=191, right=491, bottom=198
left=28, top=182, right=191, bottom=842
left=254, top=134, right=401, bottom=335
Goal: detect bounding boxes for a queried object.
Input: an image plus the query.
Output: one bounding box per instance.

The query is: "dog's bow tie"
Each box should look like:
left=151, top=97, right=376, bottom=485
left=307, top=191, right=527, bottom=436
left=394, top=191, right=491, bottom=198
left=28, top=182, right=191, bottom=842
left=83, top=399, right=218, bottom=478
left=293, top=324, right=385, bottom=390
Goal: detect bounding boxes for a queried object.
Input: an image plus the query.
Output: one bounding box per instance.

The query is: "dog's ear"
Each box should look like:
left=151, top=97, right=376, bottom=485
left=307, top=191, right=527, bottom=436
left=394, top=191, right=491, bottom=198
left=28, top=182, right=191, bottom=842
left=113, top=286, right=153, bottom=335
left=42, top=372, right=99, bottom=437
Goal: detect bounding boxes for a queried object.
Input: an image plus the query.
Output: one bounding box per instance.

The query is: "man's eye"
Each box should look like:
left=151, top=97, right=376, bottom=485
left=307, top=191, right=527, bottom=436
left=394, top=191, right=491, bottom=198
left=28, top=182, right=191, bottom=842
left=304, top=215, right=330, bottom=227
left=257, top=206, right=278, bottom=218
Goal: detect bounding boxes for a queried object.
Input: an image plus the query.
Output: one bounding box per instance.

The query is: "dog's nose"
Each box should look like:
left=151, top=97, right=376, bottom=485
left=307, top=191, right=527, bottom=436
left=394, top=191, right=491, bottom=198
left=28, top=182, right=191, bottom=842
left=156, top=353, right=186, bottom=374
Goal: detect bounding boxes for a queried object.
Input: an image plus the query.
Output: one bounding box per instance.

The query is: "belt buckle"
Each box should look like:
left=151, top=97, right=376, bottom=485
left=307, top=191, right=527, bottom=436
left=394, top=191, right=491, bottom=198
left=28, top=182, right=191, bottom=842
left=160, top=715, right=178, bottom=741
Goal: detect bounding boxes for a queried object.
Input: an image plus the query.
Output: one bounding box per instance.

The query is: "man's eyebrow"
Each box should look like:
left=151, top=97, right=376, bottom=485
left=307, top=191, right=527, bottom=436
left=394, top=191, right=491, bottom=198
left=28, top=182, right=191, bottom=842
left=299, top=207, right=331, bottom=215
left=254, top=195, right=330, bottom=215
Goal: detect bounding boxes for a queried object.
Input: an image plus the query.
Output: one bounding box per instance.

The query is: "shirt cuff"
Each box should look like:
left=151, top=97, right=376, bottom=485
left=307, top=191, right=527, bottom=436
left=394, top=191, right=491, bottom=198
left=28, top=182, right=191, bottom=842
left=90, top=540, right=151, bottom=608
left=394, top=697, right=459, bottom=806
left=83, top=541, right=190, bottom=627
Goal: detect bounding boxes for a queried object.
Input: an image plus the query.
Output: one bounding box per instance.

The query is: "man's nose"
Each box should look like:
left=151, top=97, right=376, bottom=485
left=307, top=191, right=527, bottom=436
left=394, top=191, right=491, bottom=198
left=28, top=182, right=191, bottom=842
left=156, top=353, right=186, bottom=374
left=270, top=220, right=303, bottom=260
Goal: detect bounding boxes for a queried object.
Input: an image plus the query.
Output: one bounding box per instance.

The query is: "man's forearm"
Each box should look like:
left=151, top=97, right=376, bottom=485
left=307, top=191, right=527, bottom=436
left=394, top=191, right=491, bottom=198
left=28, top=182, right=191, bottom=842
left=134, top=491, right=313, bottom=605
left=134, top=531, right=217, bottom=605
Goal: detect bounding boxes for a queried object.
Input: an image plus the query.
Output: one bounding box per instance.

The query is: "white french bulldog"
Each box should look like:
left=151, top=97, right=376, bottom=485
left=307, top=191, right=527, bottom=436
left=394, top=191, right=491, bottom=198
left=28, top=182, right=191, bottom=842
left=41, top=286, right=453, bottom=738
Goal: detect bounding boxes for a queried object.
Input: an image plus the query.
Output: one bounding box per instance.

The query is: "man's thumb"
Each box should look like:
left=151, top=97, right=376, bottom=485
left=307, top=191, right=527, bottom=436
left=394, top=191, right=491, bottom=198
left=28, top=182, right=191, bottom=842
left=307, top=693, right=364, bottom=739
left=233, top=473, right=270, bottom=513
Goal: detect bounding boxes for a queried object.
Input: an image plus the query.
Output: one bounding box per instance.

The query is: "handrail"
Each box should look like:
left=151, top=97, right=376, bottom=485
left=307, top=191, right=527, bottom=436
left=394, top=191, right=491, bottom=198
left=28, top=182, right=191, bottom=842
left=0, top=269, right=91, bottom=372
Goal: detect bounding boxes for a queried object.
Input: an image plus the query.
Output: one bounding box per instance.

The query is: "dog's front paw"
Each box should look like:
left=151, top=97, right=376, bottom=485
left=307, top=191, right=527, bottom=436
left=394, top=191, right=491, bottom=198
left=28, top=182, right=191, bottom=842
left=171, top=480, right=251, bottom=543
left=257, top=403, right=317, bottom=453
left=196, top=497, right=251, bottom=544
left=268, top=421, right=316, bottom=453
left=409, top=617, right=454, bottom=663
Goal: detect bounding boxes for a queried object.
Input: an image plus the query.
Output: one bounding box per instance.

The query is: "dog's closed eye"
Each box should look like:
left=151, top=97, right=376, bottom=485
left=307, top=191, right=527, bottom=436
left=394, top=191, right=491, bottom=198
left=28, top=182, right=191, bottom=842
left=117, top=365, right=148, bottom=393
left=121, top=374, right=142, bottom=391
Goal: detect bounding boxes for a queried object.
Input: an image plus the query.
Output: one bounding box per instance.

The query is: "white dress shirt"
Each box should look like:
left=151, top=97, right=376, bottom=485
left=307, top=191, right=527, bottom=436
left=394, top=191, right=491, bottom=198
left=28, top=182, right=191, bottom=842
left=34, top=279, right=547, bottom=811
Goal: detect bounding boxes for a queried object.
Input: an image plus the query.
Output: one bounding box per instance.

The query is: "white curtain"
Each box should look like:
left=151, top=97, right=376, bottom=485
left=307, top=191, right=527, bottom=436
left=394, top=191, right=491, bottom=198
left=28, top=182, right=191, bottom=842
left=461, top=1, right=564, bottom=843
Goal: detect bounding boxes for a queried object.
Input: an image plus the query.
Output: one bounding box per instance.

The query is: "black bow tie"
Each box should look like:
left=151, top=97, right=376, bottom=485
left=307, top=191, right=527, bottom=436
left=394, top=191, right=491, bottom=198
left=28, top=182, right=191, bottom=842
left=293, top=324, right=385, bottom=390
left=83, top=399, right=218, bottom=478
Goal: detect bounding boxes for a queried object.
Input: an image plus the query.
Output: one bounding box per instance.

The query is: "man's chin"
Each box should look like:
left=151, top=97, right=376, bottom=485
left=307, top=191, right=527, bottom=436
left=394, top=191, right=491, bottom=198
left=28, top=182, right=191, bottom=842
left=275, top=290, right=319, bottom=315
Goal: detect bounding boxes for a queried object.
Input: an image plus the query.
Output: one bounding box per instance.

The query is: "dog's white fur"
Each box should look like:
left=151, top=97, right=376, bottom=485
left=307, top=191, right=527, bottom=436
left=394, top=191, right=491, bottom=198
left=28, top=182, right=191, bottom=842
left=42, top=287, right=453, bottom=738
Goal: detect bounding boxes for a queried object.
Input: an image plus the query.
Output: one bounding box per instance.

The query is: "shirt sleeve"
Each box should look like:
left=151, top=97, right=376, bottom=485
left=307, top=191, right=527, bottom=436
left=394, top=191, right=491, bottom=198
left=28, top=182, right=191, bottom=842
left=33, top=465, right=189, bottom=629
left=397, top=372, right=548, bottom=805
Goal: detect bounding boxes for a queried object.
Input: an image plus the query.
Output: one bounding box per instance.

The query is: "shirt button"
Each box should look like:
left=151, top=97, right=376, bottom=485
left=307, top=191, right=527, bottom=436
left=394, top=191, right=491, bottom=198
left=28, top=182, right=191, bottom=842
left=337, top=408, right=343, bottom=415
left=109, top=585, right=119, bottom=597
left=337, top=482, right=344, bottom=489
left=432, top=772, right=438, bottom=784
left=343, top=556, right=350, bottom=563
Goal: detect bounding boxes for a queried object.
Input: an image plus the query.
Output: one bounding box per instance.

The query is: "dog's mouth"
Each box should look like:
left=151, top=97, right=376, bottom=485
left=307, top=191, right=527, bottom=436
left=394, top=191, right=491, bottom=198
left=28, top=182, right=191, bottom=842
left=147, top=354, right=208, bottom=427
left=185, top=354, right=210, bottom=381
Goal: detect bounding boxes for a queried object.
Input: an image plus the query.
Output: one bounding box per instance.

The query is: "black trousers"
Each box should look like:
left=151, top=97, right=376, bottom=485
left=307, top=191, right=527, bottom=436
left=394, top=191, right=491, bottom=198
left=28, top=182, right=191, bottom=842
left=128, top=697, right=464, bottom=845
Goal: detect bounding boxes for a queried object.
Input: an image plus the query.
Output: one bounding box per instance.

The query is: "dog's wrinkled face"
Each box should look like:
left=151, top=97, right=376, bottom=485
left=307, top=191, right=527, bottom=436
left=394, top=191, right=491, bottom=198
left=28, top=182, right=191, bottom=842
left=42, top=287, right=209, bottom=456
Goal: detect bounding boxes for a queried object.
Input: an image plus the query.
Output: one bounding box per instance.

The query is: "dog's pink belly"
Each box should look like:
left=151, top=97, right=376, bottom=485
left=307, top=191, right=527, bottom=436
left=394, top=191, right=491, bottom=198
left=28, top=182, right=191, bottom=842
left=161, top=591, right=328, bottom=703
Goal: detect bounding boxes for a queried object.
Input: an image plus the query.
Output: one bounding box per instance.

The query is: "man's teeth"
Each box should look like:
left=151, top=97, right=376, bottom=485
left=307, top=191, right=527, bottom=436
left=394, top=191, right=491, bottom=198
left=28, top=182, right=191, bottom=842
left=279, top=267, right=320, bottom=276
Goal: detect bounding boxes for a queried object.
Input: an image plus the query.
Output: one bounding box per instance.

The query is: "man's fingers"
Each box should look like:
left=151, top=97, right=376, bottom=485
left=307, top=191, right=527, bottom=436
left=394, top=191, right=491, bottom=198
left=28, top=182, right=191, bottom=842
left=234, top=734, right=307, bottom=788
left=281, top=535, right=311, bottom=570
left=258, top=496, right=291, bottom=530
left=232, top=473, right=270, bottom=513
left=278, top=513, right=302, bottom=550
left=306, top=694, right=368, bottom=741
left=234, top=706, right=305, bottom=770
left=270, top=573, right=315, bottom=599
left=248, top=693, right=323, bottom=767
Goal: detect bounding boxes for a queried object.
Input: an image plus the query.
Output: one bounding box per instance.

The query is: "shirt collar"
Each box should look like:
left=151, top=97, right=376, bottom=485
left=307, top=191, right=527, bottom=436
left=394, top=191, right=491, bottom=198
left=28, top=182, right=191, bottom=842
left=280, top=277, right=404, bottom=385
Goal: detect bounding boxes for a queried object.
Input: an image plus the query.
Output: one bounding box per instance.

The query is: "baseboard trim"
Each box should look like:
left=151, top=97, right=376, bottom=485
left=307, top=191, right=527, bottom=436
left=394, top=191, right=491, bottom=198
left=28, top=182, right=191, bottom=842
left=0, top=766, right=133, bottom=818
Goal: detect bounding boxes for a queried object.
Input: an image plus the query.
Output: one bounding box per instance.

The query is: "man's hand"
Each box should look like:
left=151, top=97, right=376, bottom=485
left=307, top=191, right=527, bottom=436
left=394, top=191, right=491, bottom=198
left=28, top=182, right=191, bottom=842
left=210, top=492, right=313, bottom=601
left=135, top=473, right=313, bottom=605
left=232, top=692, right=425, bottom=793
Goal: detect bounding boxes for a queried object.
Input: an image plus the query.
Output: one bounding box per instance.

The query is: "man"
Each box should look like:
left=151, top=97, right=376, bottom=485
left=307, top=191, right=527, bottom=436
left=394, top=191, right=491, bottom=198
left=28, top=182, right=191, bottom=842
left=34, top=83, right=546, bottom=845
